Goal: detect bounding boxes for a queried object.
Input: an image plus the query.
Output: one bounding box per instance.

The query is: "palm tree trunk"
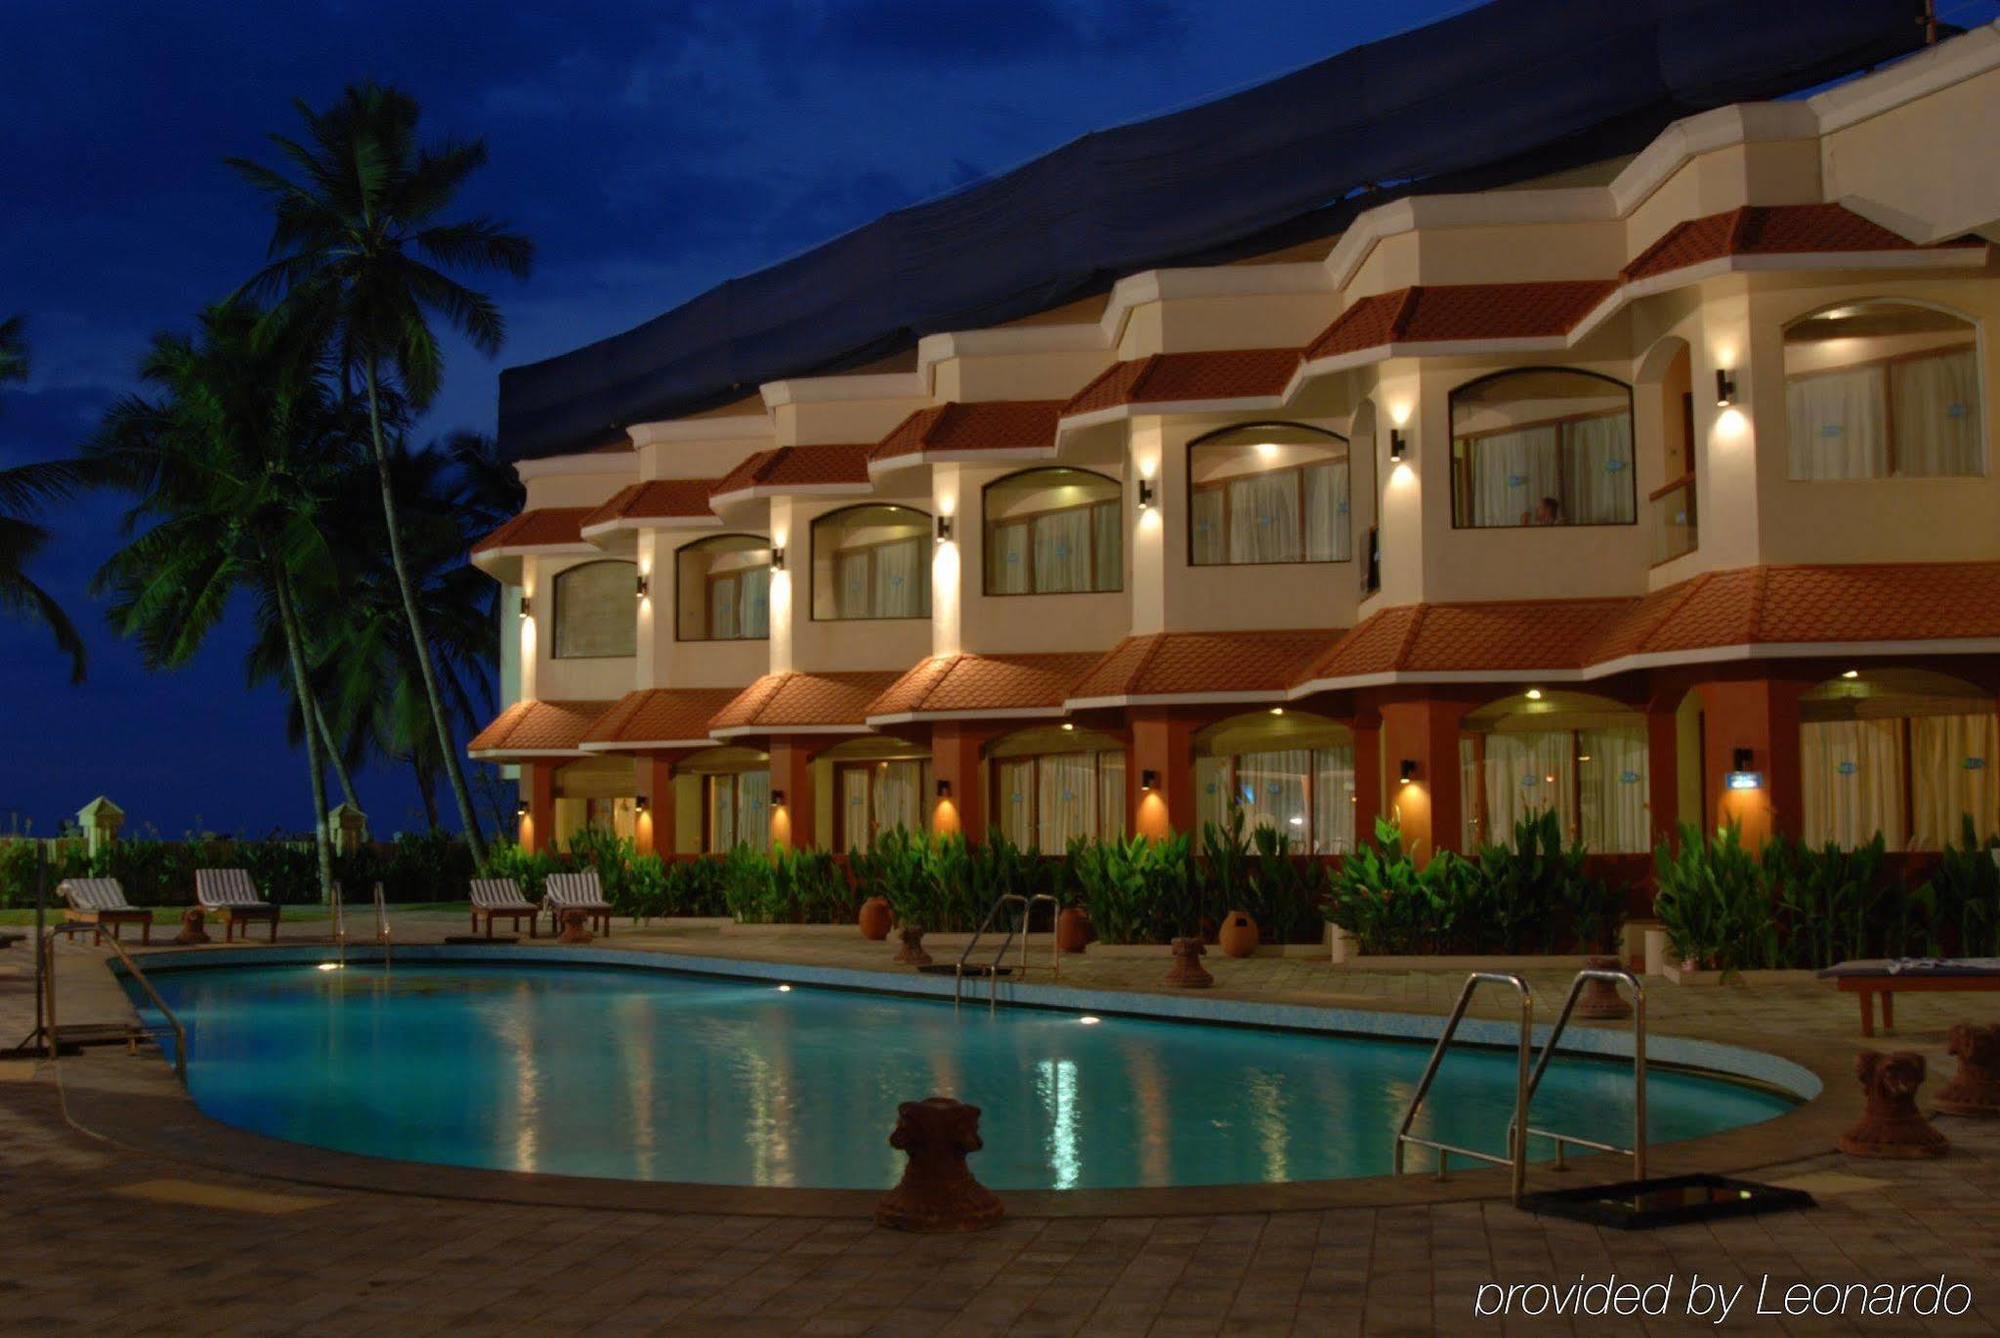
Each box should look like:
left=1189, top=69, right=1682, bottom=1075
left=271, top=557, right=335, bottom=904
left=413, top=758, right=440, bottom=829
left=311, top=691, right=361, bottom=812
left=361, top=359, right=487, bottom=864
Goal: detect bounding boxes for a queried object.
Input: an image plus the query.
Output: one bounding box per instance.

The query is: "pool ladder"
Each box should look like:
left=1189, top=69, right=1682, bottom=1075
left=1392, top=966, right=1646, bottom=1206
left=954, top=893, right=1061, bottom=1010
left=329, top=882, right=395, bottom=966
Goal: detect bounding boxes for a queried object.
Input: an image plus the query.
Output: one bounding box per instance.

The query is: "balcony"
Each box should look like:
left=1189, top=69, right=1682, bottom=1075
left=1649, top=473, right=1697, bottom=566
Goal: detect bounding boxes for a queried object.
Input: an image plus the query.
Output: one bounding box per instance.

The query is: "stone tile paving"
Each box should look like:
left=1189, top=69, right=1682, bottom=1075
left=3, top=917, right=2000, bottom=1334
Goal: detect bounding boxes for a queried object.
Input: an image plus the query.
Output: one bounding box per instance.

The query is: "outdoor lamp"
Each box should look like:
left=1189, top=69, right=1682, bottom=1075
left=935, top=514, right=953, bottom=542
left=1140, top=769, right=1160, bottom=790
left=634, top=795, right=648, bottom=813
left=1389, top=428, right=1408, bottom=462
left=1715, top=369, right=1737, bottom=407
left=635, top=572, right=649, bottom=598
left=1726, top=747, right=1763, bottom=791
left=1136, top=478, right=1155, bottom=510
left=936, top=778, right=952, bottom=799
left=1399, top=759, right=1419, bottom=785
left=770, top=545, right=786, bottom=571
left=515, top=800, right=530, bottom=819
left=771, top=789, right=786, bottom=806
left=518, top=595, right=531, bottom=619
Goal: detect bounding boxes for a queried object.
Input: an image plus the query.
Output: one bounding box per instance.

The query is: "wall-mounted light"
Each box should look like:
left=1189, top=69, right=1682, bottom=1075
left=1525, top=688, right=1543, bottom=701
left=1060, top=722, right=1074, bottom=732
left=771, top=788, right=786, bottom=806
left=1726, top=747, right=1763, bottom=791
left=935, top=514, right=953, bottom=542
left=634, top=794, right=648, bottom=814
left=936, top=778, right=952, bottom=799
left=1715, top=369, right=1737, bottom=407
left=635, top=572, right=649, bottom=598
left=516, top=799, right=530, bottom=819
left=770, top=546, right=786, bottom=571
left=1140, top=769, right=1160, bottom=791
left=1399, top=759, right=1419, bottom=785
left=518, top=595, right=532, bottom=619
left=1388, top=428, right=1408, bottom=462
left=1269, top=707, right=1285, bottom=716
left=1136, top=478, right=1155, bottom=510
left=1841, top=669, right=1860, bottom=680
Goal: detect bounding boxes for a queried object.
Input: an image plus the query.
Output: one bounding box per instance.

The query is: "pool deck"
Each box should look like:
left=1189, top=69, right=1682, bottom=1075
left=4, top=912, right=1999, bottom=1334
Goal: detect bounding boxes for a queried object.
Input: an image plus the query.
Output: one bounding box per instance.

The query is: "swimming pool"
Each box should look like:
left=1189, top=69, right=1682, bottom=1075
left=133, top=959, right=1794, bottom=1191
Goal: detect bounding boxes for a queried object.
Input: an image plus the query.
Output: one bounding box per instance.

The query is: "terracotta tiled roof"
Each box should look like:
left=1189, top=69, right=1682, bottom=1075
left=580, top=479, right=720, bottom=531
left=467, top=699, right=613, bottom=756
left=866, top=652, right=1103, bottom=719
left=1621, top=204, right=1982, bottom=282
left=1061, top=349, right=1299, bottom=419
left=470, top=508, right=593, bottom=555
left=580, top=688, right=746, bottom=749
left=710, top=444, right=871, bottom=500
left=709, top=670, right=906, bottom=734
left=1069, top=630, right=1331, bottom=702
left=1303, top=281, right=1617, bottom=361
left=872, top=401, right=1063, bottom=464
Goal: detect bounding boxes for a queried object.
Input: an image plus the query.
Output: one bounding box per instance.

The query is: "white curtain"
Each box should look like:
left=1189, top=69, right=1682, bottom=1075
left=709, top=575, right=738, bottom=640
left=836, top=550, right=872, bottom=618
left=1303, top=461, right=1349, bottom=561
left=997, top=759, right=1034, bottom=849
left=1238, top=749, right=1310, bottom=840
left=1483, top=732, right=1574, bottom=841
left=1893, top=348, right=1983, bottom=477
left=1788, top=368, right=1888, bottom=479
left=987, top=520, right=1031, bottom=594
left=1191, top=489, right=1227, bottom=565
left=1097, top=752, right=1126, bottom=840
left=553, top=562, right=637, bottom=658
left=1461, top=736, right=1483, bottom=850
left=1033, top=508, right=1094, bottom=593
left=841, top=768, right=871, bottom=852
left=710, top=776, right=736, bottom=852
left=1464, top=426, right=1559, bottom=527
left=874, top=761, right=922, bottom=840
left=1577, top=726, right=1648, bottom=853
left=1092, top=502, right=1122, bottom=591
left=740, top=566, right=770, bottom=637
left=1195, top=755, right=1229, bottom=831
left=1228, top=472, right=1301, bottom=563
left=873, top=539, right=923, bottom=617
left=1038, top=754, right=1096, bottom=854
left=1911, top=713, right=1998, bottom=849
left=1801, top=719, right=1905, bottom=849
left=1563, top=414, right=1635, bottom=524
left=1312, top=746, right=1355, bottom=854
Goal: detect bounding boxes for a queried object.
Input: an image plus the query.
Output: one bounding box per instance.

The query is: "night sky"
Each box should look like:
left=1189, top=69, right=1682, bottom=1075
left=8, top=0, right=1974, bottom=840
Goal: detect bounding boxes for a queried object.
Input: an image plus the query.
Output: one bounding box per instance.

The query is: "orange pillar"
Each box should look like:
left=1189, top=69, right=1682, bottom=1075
left=1644, top=698, right=1681, bottom=849
left=1350, top=707, right=1383, bottom=846
left=929, top=723, right=999, bottom=842
left=635, top=754, right=678, bottom=856
left=1379, top=698, right=1472, bottom=858
left=1694, top=677, right=1806, bottom=850
left=768, top=738, right=817, bottom=851
left=518, top=761, right=556, bottom=854
left=1131, top=709, right=1198, bottom=839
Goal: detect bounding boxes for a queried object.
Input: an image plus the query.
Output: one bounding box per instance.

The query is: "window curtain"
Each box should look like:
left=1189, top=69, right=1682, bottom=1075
left=1237, top=749, right=1310, bottom=840
left=1893, top=348, right=1983, bottom=477
left=1460, top=736, right=1483, bottom=850
left=1038, top=754, right=1096, bottom=853
left=841, top=768, right=871, bottom=852
left=1032, top=508, right=1094, bottom=593
left=710, top=777, right=736, bottom=852
left=1092, top=502, right=1122, bottom=591
left=1228, top=472, right=1302, bottom=563
left=709, top=576, right=738, bottom=640
left=1801, top=719, right=1905, bottom=848
left=740, top=567, right=771, bottom=637
left=874, top=761, right=922, bottom=840
left=1097, top=752, right=1127, bottom=840
left=873, top=539, right=923, bottom=617
left=553, top=563, right=637, bottom=658
left=987, top=519, right=1031, bottom=593
left=837, top=550, right=872, bottom=618
left=1562, top=414, right=1635, bottom=524
left=1191, top=490, right=1227, bottom=565
left=1788, top=368, right=1887, bottom=479
left=1311, top=746, right=1355, bottom=854
left=997, top=759, right=1035, bottom=849
left=1577, top=726, right=1648, bottom=853
left=1482, top=732, right=1574, bottom=840
left=1911, top=713, right=1998, bottom=849
left=1301, top=460, right=1349, bottom=562
left=1195, top=755, right=1230, bottom=831
left=1463, top=427, right=1559, bottom=527
left=736, top=771, right=771, bottom=853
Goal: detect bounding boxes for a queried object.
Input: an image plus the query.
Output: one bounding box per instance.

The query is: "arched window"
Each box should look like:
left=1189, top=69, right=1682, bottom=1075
left=551, top=560, right=637, bottom=659
left=1801, top=669, right=1997, bottom=850
left=1193, top=712, right=1354, bottom=854
left=1449, top=369, right=1635, bottom=528
left=1784, top=301, right=1983, bottom=479
left=1458, top=691, right=1649, bottom=853
left=982, top=467, right=1121, bottom=595
left=676, top=535, right=771, bottom=641
left=988, top=726, right=1126, bottom=854
left=810, top=504, right=931, bottom=621
left=1187, top=423, right=1349, bottom=565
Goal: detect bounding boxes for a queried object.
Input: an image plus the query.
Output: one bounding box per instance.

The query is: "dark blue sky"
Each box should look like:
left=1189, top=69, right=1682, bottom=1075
left=2, top=0, right=1498, bottom=838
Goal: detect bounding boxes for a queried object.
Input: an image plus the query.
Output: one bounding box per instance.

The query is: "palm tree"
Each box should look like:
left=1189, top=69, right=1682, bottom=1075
left=0, top=315, right=87, bottom=682
left=230, top=83, right=532, bottom=863
left=91, top=304, right=348, bottom=901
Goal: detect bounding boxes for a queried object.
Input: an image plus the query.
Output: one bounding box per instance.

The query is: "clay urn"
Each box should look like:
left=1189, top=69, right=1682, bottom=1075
left=895, top=923, right=932, bottom=966
left=1936, top=1022, right=2000, bottom=1118
left=174, top=907, right=210, bottom=946
left=556, top=908, right=595, bottom=945
left=1055, top=905, right=1093, bottom=954
left=1573, top=955, right=1633, bottom=1021
left=1217, top=910, right=1259, bottom=959
left=858, top=895, right=894, bottom=941
left=1837, top=1050, right=1948, bottom=1158
left=1165, top=936, right=1213, bottom=988
left=874, top=1097, right=1004, bottom=1232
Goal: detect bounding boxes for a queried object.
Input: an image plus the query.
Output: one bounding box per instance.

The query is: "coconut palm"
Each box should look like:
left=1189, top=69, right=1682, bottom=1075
left=90, top=303, right=349, bottom=901
left=0, top=315, right=87, bottom=683
left=230, top=83, right=532, bottom=863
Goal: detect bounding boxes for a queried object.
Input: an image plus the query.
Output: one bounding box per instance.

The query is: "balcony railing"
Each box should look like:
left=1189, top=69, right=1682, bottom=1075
left=1648, top=473, right=1697, bottom=565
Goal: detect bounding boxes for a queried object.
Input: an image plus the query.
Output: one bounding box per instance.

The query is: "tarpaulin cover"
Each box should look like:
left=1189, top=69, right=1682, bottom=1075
left=499, top=0, right=1928, bottom=460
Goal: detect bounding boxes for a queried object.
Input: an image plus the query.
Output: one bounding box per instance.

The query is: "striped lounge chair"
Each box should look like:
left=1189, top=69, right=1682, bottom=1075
left=469, top=878, right=540, bottom=939
left=543, top=870, right=613, bottom=936
left=58, top=877, right=153, bottom=945
left=195, top=868, right=282, bottom=942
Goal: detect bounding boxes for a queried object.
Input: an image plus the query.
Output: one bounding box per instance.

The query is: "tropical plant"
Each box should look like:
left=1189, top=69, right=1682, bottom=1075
left=1922, top=816, right=2000, bottom=957
left=1069, top=832, right=1197, bottom=944
left=1471, top=809, right=1621, bottom=953
left=1761, top=832, right=1888, bottom=967
left=1324, top=817, right=1478, bottom=955
left=1651, top=823, right=1777, bottom=973
left=0, top=315, right=88, bottom=682
left=664, top=856, right=728, bottom=917
left=232, top=83, right=534, bottom=861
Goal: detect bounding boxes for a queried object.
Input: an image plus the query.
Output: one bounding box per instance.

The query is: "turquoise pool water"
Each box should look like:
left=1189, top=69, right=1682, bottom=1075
left=137, top=963, right=1792, bottom=1191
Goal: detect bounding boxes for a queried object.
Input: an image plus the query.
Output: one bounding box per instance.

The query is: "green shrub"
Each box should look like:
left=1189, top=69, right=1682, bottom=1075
left=1651, top=824, right=1776, bottom=973
left=1760, top=832, right=1888, bottom=967
left=1324, top=817, right=1476, bottom=954
left=1922, top=816, right=2000, bottom=957
left=664, top=857, right=728, bottom=916
left=1070, top=831, right=1196, bottom=944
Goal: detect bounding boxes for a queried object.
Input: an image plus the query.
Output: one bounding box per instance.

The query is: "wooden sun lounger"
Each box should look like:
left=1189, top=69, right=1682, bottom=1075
left=543, top=871, right=613, bottom=936
left=195, top=869, right=282, bottom=942
left=58, top=878, right=153, bottom=945
left=469, top=878, right=540, bottom=938
left=1819, top=959, right=2000, bottom=1036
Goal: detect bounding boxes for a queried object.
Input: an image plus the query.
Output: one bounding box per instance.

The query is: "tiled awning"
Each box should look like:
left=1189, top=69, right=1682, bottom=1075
left=866, top=652, right=1103, bottom=723
left=1060, top=349, right=1299, bottom=425
left=580, top=688, right=747, bottom=751
left=708, top=445, right=873, bottom=508
left=1066, top=630, right=1332, bottom=708
left=579, top=479, right=722, bottom=538
left=467, top=699, right=614, bottom=759
left=709, top=670, right=907, bottom=737
left=870, top=401, right=1063, bottom=471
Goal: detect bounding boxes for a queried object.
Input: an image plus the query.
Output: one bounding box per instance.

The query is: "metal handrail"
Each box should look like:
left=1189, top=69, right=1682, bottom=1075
left=1393, top=971, right=1534, bottom=1205
left=955, top=893, right=1061, bottom=1009
left=42, top=922, right=188, bottom=1085
left=1513, top=967, right=1647, bottom=1178
left=372, top=882, right=393, bottom=963
left=330, top=881, right=348, bottom=966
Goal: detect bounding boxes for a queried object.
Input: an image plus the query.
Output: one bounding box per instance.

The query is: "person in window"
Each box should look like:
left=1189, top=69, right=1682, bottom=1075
left=1522, top=496, right=1563, bottom=527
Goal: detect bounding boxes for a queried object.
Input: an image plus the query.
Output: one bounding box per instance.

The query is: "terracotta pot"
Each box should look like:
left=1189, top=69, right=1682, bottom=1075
left=858, top=896, right=894, bottom=941
left=1217, top=910, right=1259, bottom=959
left=1055, top=906, right=1093, bottom=954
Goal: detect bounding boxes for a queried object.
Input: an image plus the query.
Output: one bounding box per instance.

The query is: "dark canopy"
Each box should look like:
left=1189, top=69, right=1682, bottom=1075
left=500, top=0, right=1929, bottom=460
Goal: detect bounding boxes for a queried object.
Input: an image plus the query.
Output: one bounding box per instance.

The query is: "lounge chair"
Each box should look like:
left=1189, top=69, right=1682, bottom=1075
left=58, top=878, right=153, bottom=945
left=195, top=868, right=282, bottom=942
left=1820, top=958, right=2000, bottom=1036
left=469, top=877, right=540, bottom=939
left=543, top=870, right=613, bottom=936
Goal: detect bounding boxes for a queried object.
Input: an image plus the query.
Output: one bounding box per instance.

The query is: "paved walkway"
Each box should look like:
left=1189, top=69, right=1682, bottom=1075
left=3, top=914, right=1999, bottom=1335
